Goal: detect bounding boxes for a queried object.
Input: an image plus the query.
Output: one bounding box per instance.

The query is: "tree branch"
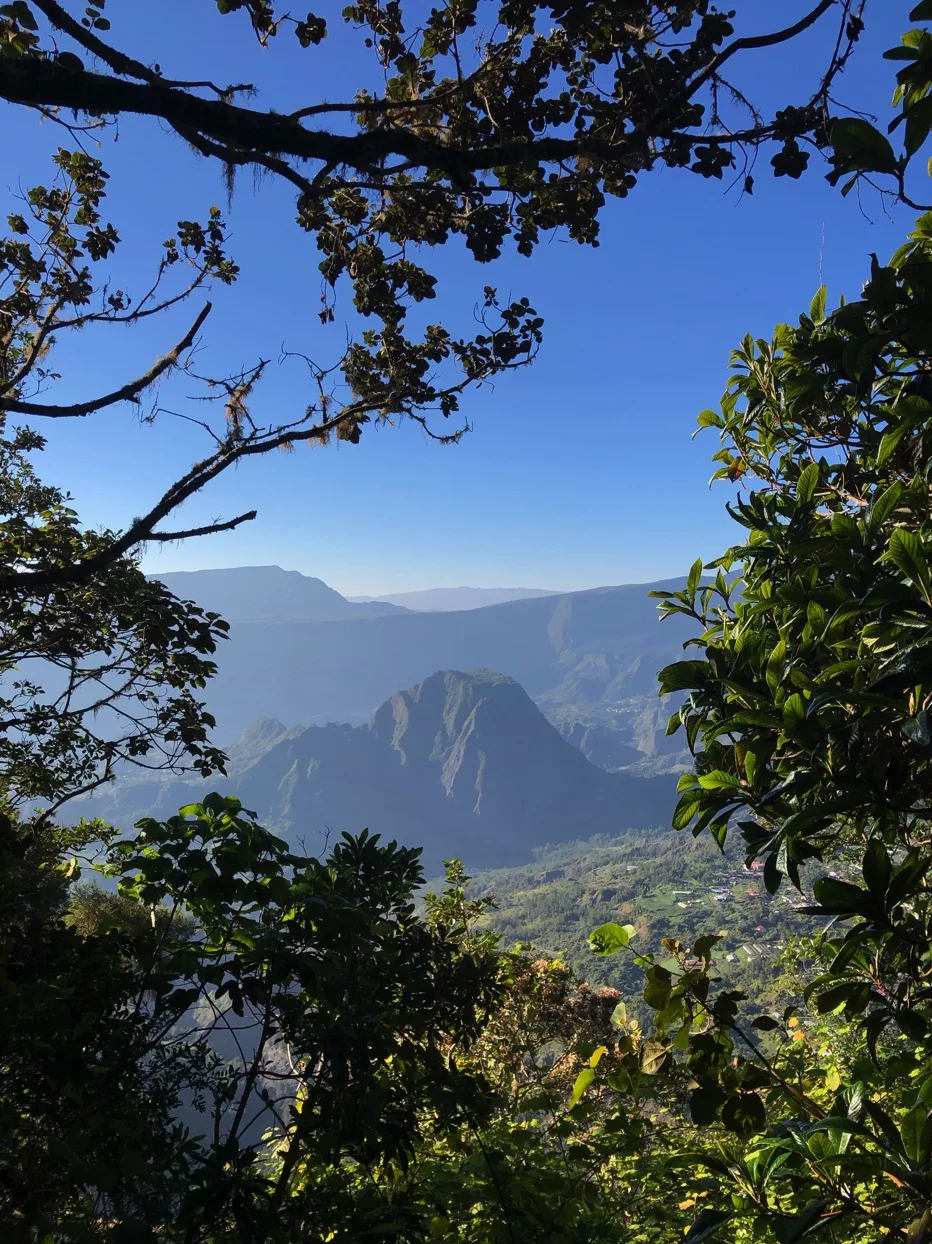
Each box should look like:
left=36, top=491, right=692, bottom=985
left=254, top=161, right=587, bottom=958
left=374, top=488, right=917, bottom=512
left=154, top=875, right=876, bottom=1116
left=31, top=0, right=171, bottom=86
left=0, top=2, right=840, bottom=192
left=1, top=303, right=211, bottom=418
left=677, top=0, right=837, bottom=105
left=147, top=509, right=257, bottom=543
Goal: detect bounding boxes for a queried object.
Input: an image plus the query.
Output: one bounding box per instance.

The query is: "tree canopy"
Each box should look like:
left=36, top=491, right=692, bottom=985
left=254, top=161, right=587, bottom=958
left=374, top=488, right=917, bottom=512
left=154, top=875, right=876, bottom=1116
left=2, top=0, right=920, bottom=588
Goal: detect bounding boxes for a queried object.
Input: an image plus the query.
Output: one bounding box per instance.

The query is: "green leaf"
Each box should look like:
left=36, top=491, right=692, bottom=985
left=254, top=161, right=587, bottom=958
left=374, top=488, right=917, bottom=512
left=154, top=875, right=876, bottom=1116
left=782, top=693, right=807, bottom=730
left=721, top=1091, right=766, bottom=1135
left=658, top=660, right=709, bottom=694
left=831, top=117, right=898, bottom=173
left=689, top=1082, right=725, bottom=1125
left=697, top=770, right=742, bottom=790
left=569, top=1066, right=595, bottom=1109
left=877, top=421, right=911, bottom=467
left=811, top=876, right=875, bottom=917
left=887, top=528, right=929, bottom=587
left=813, top=981, right=861, bottom=1015
left=796, top=461, right=819, bottom=503
left=684, top=1210, right=731, bottom=1243
left=743, top=749, right=759, bottom=787
left=56, top=51, right=84, bottom=72
left=672, top=796, right=702, bottom=831
left=765, top=638, right=787, bottom=692
left=809, top=285, right=827, bottom=323
left=610, top=1001, right=627, bottom=1028
left=639, top=1039, right=670, bottom=1076
left=863, top=838, right=891, bottom=897
left=687, top=557, right=703, bottom=602
left=588, top=922, right=636, bottom=956
left=890, top=853, right=931, bottom=906
left=900, top=1104, right=931, bottom=1166
left=902, top=710, right=932, bottom=748
left=693, top=933, right=721, bottom=961
left=905, top=96, right=932, bottom=157
left=870, top=481, right=903, bottom=529
left=752, top=1015, right=780, bottom=1031
left=644, top=964, right=673, bottom=1010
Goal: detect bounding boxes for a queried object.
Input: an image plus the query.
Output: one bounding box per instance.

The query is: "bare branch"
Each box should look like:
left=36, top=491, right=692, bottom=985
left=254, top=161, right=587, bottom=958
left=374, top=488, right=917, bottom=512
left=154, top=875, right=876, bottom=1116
left=147, top=509, right=258, bottom=543
left=1, top=303, right=212, bottom=418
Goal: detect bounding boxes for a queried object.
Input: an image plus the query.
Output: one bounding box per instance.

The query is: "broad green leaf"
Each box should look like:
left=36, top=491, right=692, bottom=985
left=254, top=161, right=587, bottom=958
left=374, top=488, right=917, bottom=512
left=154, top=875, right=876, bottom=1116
left=869, top=480, right=903, bottom=529
left=644, top=965, right=672, bottom=1010
left=809, top=285, right=827, bottom=323
left=899, top=1104, right=931, bottom=1166
left=782, top=694, right=807, bottom=730
left=863, top=838, right=891, bottom=897
left=811, top=877, right=875, bottom=917
left=693, top=933, right=721, bottom=960
left=905, top=95, right=932, bottom=157
left=588, top=922, right=636, bottom=956
left=765, top=638, right=787, bottom=691
left=744, top=749, right=759, bottom=786
left=831, top=117, right=898, bottom=173
left=569, top=1066, right=595, bottom=1108
left=639, top=1039, right=670, bottom=1076
left=672, top=796, right=702, bottom=830
left=610, top=1001, right=627, bottom=1028
left=687, top=556, right=703, bottom=601
left=658, top=659, right=709, bottom=694
left=877, top=422, right=910, bottom=466
left=697, top=770, right=742, bottom=790
left=689, top=1082, right=725, bottom=1125
left=887, top=528, right=928, bottom=587
left=813, top=981, right=860, bottom=1015
left=752, top=1015, right=780, bottom=1031
left=796, top=461, right=819, bottom=503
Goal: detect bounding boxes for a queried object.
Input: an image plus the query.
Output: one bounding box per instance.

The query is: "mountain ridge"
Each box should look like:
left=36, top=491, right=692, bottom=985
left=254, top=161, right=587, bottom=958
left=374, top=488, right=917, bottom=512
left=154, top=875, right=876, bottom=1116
left=162, top=574, right=695, bottom=739
left=151, top=565, right=410, bottom=622
left=348, top=586, right=561, bottom=611
left=84, top=669, right=676, bottom=871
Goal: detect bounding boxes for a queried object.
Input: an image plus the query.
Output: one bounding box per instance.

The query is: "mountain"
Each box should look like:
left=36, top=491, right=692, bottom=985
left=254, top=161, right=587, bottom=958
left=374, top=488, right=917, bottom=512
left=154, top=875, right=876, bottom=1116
left=165, top=576, right=694, bottom=739
left=152, top=565, right=410, bottom=622
left=84, top=670, right=676, bottom=871
left=348, top=586, right=561, bottom=611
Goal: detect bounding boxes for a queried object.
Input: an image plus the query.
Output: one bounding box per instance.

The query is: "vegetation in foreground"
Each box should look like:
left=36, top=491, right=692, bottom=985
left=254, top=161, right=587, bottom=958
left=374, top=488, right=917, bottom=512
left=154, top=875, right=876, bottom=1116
left=5, top=200, right=932, bottom=1238
left=5, top=2, right=932, bottom=1239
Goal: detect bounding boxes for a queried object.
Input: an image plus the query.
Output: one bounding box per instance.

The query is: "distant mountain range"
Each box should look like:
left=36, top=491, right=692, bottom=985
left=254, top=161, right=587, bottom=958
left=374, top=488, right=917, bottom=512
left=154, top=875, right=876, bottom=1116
left=347, top=586, right=561, bottom=611
left=152, top=565, right=410, bottom=622
left=83, top=670, right=676, bottom=871
left=146, top=565, right=694, bottom=740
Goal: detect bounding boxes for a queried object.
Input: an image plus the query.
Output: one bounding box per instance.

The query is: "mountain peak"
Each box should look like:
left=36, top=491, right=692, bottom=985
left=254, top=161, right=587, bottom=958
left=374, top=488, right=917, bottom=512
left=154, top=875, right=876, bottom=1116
left=83, top=664, right=676, bottom=872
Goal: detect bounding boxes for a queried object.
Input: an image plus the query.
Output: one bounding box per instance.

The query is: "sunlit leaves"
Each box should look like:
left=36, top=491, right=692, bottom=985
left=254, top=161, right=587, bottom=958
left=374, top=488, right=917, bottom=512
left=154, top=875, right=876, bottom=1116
left=588, top=921, right=636, bottom=956
left=643, top=188, right=932, bottom=1241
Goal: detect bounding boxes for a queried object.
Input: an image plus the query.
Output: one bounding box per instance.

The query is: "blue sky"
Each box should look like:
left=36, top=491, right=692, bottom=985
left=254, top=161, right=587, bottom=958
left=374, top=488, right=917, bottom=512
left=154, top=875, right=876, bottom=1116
left=2, top=2, right=921, bottom=595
